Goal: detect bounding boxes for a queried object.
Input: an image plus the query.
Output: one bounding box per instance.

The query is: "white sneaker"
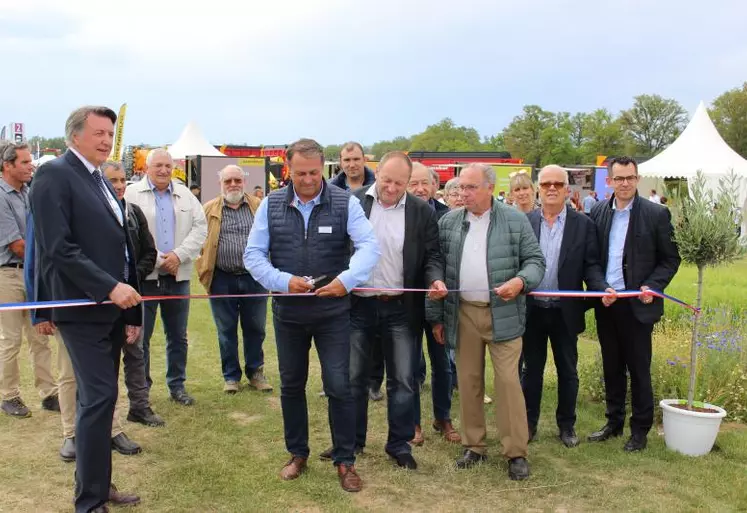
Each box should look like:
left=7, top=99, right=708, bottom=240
left=483, top=395, right=493, bottom=405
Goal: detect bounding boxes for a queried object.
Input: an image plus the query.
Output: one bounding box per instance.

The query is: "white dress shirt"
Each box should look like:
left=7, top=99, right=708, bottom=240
left=459, top=210, right=491, bottom=303
left=356, top=185, right=406, bottom=297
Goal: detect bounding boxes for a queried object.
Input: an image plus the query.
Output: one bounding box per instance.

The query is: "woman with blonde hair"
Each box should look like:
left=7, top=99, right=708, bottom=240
left=509, top=170, right=537, bottom=214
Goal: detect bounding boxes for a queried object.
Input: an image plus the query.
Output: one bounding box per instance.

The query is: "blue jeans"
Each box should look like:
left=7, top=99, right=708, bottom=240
left=413, top=320, right=453, bottom=425
left=141, top=276, right=190, bottom=393
left=273, top=311, right=356, bottom=465
left=349, top=296, right=415, bottom=455
left=208, top=270, right=267, bottom=382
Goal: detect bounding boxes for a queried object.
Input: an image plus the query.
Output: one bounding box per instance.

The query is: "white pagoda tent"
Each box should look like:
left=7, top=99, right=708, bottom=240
left=167, top=121, right=225, bottom=160
left=638, top=101, right=747, bottom=236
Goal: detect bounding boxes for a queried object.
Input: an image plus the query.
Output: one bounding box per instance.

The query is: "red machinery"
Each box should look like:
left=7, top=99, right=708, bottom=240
left=407, top=151, right=522, bottom=185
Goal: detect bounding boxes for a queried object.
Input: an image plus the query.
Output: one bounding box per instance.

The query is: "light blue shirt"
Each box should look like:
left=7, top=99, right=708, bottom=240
left=606, top=197, right=634, bottom=290
left=243, top=187, right=380, bottom=293
left=583, top=195, right=596, bottom=213
left=537, top=208, right=566, bottom=303
left=149, top=178, right=176, bottom=255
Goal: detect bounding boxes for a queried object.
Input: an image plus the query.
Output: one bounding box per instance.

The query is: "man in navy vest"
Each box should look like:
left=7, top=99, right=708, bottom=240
left=244, top=138, right=379, bottom=492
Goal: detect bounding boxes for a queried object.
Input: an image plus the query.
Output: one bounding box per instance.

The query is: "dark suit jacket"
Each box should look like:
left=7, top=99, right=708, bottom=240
left=527, top=206, right=608, bottom=335
left=353, top=186, right=443, bottom=334
left=432, top=199, right=450, bottom=220
left=590, top=193, right=681, bottom=325
left=28, top=150, right=142, bottom=325
left=126, top=201, right=157, bottom=283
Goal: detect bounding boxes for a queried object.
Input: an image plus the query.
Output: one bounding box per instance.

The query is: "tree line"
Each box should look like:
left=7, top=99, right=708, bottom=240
left=24, top=83, right=747, bottom=167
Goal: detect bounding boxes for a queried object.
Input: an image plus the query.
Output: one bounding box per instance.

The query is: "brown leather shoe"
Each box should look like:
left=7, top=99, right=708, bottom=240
left=279, top=456, right=308, bottom=481
left=433, top=419, right=462, bottom=444
left=337, top=464, right=362, bottom=492
left=109, top=483, right=140, bottom=505
left=410, top=425, right=424, bottom=446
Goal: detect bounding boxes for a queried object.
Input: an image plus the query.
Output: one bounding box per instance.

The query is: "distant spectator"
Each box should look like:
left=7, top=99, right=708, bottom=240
left=189, top=184, right=201, bottom=198
left=582, top=190, right=598, bottom=214
left=648, top=189, right=661, bottom=204
left=660, top=196, right=668, bottom=207
left=253, top=185, right=265, bottom=199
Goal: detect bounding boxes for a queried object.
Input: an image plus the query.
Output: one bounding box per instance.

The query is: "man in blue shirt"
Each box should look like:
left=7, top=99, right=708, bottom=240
left=582, top=191, right=597, bottom=214
left=244, top=138, right=379, bottom=493
left=589, top=157, right=680, bottom=452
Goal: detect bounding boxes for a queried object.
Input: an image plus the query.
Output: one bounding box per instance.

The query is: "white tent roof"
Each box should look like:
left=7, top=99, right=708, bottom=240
left=167, top=121, right=225, bottom=160
left=638, top=101, right=747, bottom=180
left=638, top=101, right=747, bottom=235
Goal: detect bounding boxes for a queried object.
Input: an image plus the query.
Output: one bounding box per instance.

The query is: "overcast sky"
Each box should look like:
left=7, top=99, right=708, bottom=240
left=2, top=0, right=746, bottom=147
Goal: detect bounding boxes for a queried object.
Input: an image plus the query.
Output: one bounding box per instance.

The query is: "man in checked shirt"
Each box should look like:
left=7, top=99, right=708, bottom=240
left=196, top=165, right=272, bottom=394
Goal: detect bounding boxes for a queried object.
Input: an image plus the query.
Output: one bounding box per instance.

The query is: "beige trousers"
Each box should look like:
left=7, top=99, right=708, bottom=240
left=456, top=301, right=529, bottom=459
left=0, top=267, right=57, bottom=401
left=55, top=333, right=124, bottom=439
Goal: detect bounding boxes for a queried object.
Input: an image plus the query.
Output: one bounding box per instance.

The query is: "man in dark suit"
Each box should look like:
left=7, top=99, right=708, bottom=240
left=29, top=106, right=143, bottom=513
left=588, top=156, right=681, bottom=452
left=325, top=151, right=446, bottom=470
left=405, top=162, right=459, bottom=446
left=523, top=165, right=613, bottom=448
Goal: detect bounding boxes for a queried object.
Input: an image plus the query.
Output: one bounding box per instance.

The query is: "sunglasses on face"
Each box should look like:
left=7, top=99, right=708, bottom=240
left=539, top=181, right=566, bottom=190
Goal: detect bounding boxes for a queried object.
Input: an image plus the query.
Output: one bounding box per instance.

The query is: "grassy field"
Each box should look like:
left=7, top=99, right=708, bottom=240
left=1, top=261, right=746, bottom=512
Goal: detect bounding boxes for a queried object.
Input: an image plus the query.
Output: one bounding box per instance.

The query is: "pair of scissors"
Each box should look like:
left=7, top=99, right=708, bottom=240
left=304, top=275, right=327, bottom=288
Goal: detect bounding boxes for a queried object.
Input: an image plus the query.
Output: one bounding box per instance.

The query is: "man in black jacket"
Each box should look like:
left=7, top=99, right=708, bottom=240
left=103, top=162, right=165, bottom=428
left=30, top=106, right=142, bottom=512
left=523, top=165, right=613, bottom=448
left=588, top=157, right=681, bottom=452
left=338, top=151, right=446, bottom=470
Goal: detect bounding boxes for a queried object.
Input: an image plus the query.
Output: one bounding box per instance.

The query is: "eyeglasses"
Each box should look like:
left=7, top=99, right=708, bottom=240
left=611, top=175, right=639, bottom=184
left=457, top=184, right=483, bottom=192
left=538, top=181, right=566, bottom=190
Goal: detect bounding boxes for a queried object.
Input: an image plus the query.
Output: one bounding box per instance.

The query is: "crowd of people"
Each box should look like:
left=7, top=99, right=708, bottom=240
left=0, top=105, right=682, bottom=513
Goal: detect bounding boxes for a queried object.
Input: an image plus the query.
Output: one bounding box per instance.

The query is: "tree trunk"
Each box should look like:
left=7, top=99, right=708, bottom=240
left=687, top=265, right=705, bottom=409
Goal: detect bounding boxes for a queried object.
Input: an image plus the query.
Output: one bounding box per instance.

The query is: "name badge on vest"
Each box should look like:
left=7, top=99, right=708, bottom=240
left=318, top=226, right=332, bottom=234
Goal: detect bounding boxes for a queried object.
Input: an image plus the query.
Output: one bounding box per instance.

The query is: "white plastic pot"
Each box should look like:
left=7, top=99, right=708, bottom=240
left=660, top=399, right=727, bottom=457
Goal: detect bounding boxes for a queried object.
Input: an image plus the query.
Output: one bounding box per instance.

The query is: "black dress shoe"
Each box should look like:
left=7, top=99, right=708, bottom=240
left=41, top=394, right=60, bottom=412
left=587, top=424, right=623, bottom=442
left=623, top=433, right=648, bottom=452
left=59, top=437, right=75, bottom=462
left=111, top=433, right=142, bottom=456
left=528, top=425, right=538, bottom=443
left=387, top=451, right=417, bottom=470
left=508, top=457, right=530, bottom=481
left=127, top=407, right=166, bottom=427
left=455, top=449, right=487, bottom=469
left=170, top=389, right=195, bottom=406
left=559, top=429, right=580, bottom=448
left=320, top=445, right=364, bottom=461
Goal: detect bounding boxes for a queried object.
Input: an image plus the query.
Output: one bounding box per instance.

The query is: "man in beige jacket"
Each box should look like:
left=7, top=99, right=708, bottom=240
left=124, top=148, right=207, bottom=405
left=196, top=165, right=272, bottom=394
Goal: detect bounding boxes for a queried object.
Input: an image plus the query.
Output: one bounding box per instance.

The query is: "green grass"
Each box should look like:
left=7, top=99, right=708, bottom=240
left=1, top=261, right=746, bottom=512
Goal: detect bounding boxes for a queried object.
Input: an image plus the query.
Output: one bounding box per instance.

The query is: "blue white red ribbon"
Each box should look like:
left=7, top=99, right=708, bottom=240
left=0, top=288, right=698, bottom=313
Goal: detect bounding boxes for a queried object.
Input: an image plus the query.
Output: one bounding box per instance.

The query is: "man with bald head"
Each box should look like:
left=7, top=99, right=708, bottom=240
left=196, top=165, right=272, bottom=394
left=408, top=163, right=449, bottom=220
left=125, top=148, right=207, bottom=406
left=320, top=151, right=445, bottom=471
left=522, top=165, right=613, bottom=448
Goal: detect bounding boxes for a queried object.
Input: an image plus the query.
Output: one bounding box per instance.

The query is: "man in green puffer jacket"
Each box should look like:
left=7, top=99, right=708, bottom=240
left=426, top=163, right=545, bottom=481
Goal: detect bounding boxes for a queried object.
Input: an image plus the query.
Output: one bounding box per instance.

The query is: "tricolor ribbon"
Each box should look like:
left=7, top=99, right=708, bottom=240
left=0, top=288, right=698, bottom=313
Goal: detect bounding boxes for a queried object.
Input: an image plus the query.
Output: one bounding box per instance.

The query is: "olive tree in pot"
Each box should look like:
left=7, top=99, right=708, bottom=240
left=660, top=170, right=744, bottom=457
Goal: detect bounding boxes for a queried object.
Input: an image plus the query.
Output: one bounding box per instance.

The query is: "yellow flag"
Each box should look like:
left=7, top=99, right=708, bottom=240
left=109, top=103, right=127, bottom=162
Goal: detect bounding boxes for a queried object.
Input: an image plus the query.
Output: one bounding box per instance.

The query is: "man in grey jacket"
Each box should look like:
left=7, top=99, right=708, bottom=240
left=427, top=163, right=545, bottom=481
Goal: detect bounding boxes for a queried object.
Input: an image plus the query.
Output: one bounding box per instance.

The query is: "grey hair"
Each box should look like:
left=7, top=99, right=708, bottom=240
left=146, top=148, right=173, bottom=166
left=462, top=163, right=496, bottom=186
left=218, top=164, right=245, bottom=181
left=411, top=161, right=433, bottom=183
left=538, top=164, right=569, bottom=185
left=64, top=106, right=117, bottom=146
left=0, top=141, right=30, bottom=171
left=101, top=161, right=124, bottom=174
left=429, top=168, right=440, bottom=188
left=444, top=177, right=460, bottom=194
